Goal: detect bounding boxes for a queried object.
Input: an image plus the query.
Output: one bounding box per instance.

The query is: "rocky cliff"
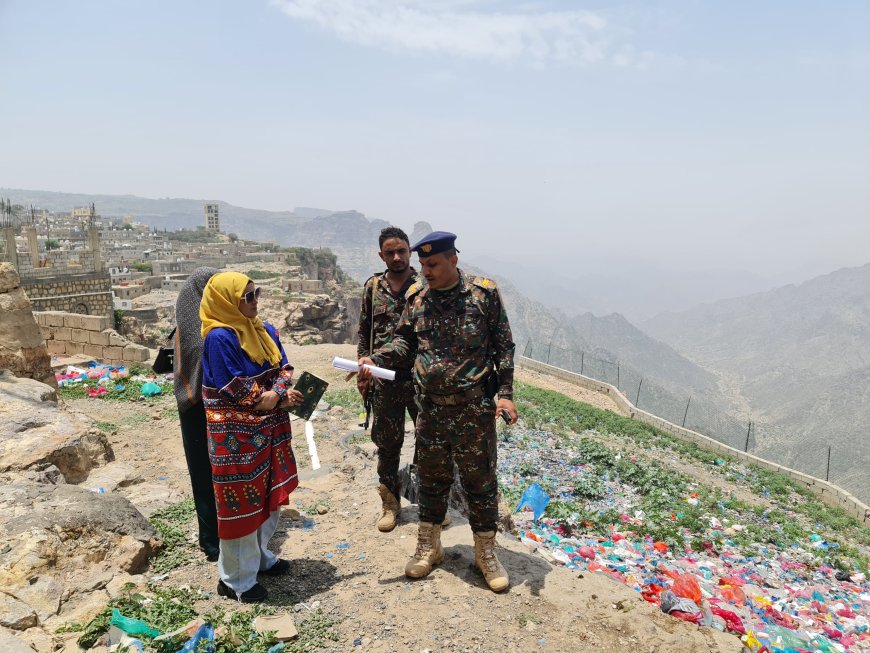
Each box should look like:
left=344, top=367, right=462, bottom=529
left=0, top=263, right=55, bottom=388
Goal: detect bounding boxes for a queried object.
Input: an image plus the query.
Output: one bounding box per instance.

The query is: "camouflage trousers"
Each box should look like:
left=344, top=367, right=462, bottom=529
left=371, top=379, right=418, bottom=498
left=416, top=395, right=498, bottom=533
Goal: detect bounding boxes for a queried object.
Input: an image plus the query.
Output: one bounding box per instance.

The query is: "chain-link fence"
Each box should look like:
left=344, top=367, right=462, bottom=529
left=522, top=340, right=862, bottom=500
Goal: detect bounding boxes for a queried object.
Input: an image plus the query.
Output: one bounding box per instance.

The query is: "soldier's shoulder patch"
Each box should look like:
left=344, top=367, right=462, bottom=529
left=405, top=280, right=425, bottom=299
left=471, top=276, right=497, bottom=290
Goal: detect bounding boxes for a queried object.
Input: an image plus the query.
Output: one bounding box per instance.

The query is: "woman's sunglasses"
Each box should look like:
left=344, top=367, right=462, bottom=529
left=242, top=287, right=261, bottom=304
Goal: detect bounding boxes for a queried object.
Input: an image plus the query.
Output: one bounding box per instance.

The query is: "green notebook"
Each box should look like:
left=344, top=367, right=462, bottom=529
left=289, top=371, right=329, bottom=421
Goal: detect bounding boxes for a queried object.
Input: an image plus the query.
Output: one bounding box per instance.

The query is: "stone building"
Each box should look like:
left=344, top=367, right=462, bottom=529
left=1, top=203, right=113, bottom=319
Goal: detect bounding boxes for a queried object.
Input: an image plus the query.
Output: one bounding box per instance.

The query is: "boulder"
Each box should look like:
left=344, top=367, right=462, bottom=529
left=20, top=627, right=54, bottom=653
left=0, top=481, right=161, bottom=593
left=0, top=593, right=37, bottom=631
left=84, top=463, right=142, bottom=493
left=0, top=263, right=55, bottom=388
left=0, top=627, right=37, bottom=653
left=12, top=576, right=64, bottom=623
left=45, top=591, right=109, bottom=633
left=0, top=371, right=113, bottom=483
left=282, top=294, right=350, bottom=345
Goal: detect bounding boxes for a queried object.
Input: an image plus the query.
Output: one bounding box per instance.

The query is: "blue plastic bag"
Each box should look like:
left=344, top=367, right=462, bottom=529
left=514, top=483, right=550, bottom=522
left=178, top=623, right=214, bottom=653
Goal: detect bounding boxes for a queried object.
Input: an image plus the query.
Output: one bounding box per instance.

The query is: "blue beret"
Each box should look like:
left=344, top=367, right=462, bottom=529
left=411, top=231, right=459, bottom=256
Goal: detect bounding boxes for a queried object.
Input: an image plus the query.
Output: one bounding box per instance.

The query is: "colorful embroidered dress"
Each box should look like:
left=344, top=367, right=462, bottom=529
left=202, top=323, right=298, bottom=540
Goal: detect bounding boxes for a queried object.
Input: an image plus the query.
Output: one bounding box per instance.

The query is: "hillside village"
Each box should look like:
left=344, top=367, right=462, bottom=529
left=0, top=201, right=868, bottom=653
left=0, top=201, right=361, bottom=352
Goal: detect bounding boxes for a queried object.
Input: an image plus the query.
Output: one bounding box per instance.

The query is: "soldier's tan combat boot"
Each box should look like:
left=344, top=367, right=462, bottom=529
left=473, top=530, right=509, bottom=592
left=404, top=522, right=444, bottom=578
left=377, top=484, right=400, bottom=532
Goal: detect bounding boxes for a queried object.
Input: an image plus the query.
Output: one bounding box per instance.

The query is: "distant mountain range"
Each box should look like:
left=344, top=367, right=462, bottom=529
left=644, top=263, right=870, bottom=498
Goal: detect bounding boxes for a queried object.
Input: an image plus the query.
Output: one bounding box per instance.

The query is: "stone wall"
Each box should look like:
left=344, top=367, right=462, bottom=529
left=112, top=283, right=150, bottom=300
left=286, top=279, right=325, bottom=293
left=34, top=311, right=151, bottom=366
left=14, top=249, right=102, bottom=278
left=518, top=357, right=870, bottom=525
left=21, top=271, right=113, bottom=320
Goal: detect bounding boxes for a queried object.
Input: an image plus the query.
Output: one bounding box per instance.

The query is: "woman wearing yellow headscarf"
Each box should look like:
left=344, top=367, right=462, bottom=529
left=200, top=272, right=303, bottom=603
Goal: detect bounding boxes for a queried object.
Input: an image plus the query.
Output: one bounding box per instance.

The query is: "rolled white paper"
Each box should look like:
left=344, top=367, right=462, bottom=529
left=332, top=356, right=396, bottom=381
left=305, top=420, right=321, bottom=471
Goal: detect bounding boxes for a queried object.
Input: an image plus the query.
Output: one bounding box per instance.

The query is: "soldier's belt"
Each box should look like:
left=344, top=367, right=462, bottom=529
left=425, top=384, right=486, bottom=406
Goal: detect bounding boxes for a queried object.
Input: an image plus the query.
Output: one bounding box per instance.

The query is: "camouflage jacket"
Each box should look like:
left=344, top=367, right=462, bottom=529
left=372, top=270, right=515, bottom=399
left=356, top=269, right=422, bottom=370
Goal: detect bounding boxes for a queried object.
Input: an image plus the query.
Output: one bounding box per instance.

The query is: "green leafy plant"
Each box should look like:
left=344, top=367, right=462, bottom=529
left=323, top=387, right=362, bottom=410
left=60, top=584, right=200, bottom=651
left=149, top=498, right=197, bottom=573
left=516, top=613, right=542, bottom=627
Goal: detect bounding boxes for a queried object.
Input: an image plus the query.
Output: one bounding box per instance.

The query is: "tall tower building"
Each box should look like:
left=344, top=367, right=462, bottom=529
left=205, top=203, right=220, bottom=232
left=87, top=203, right=103, bottom=271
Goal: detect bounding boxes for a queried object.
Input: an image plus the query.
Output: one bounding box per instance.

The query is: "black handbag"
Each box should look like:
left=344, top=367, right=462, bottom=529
left=152, top=327, right=177, bottom=374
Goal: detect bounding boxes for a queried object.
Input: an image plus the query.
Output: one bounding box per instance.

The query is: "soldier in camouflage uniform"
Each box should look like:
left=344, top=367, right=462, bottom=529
left=359, top=231, right=518, bottom=592
left=356, top=227, right=422, bottom=532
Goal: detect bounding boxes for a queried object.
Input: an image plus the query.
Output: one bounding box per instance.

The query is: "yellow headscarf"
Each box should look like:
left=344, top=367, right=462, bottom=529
left=200, top=272, right=283, bottom=367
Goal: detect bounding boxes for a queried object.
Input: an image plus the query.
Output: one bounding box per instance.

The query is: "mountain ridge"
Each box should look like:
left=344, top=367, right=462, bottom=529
left=643, top=263, right=870, bottom=498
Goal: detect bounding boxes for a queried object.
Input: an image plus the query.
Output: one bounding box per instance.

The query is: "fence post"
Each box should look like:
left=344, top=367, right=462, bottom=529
left=744, top=421, right=752, bottom=452
left=826, top=447, right=831, bottom=481
left=635, top=378, right=643, bottom=408
left=580, top=352, right=585, bottom=375
left=546, top=342, right=552, bottom=364
left=682, top=397, right=691, bottom=427
left=616, top=364, right=620, bottom=389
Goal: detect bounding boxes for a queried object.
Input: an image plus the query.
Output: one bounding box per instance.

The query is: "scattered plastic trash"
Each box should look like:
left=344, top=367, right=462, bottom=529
left=177, top=623, right=214, bottom=653
left=140, top=381, right=162, bottom=397
left=56, top=363, right=130, bottom=387
left=105, top=625, right=144, bottom=652
left=515, top=483, right=550, bottom=523
left=109, top=608, right=160, bottom=639
left=660, top=590, right=702, bottom=615
left=501, top=423, right=870, bottom=652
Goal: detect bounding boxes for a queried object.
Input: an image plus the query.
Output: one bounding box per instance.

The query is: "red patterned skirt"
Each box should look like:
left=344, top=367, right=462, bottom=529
left=203, top=387, right=299, bottom=540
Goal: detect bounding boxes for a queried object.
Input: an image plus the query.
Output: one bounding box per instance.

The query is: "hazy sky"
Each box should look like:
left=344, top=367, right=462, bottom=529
left=1, top=1, right=868, bottom=279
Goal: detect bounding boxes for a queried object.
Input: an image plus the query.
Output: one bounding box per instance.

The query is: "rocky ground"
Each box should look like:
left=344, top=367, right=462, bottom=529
left=0, top=343, right=751, bottom=652
left=122, top=262, right=356, bottom=348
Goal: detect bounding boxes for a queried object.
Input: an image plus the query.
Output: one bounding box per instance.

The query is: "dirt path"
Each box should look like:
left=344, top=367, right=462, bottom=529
left=61, top=343, right=742, bottom=653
